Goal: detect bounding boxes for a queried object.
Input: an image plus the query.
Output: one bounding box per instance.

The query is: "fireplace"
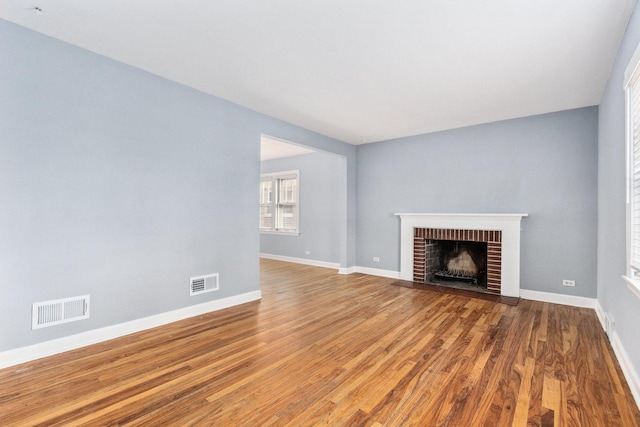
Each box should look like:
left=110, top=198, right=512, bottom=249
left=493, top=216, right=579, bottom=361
left=395, top=213, right=527, bottom=297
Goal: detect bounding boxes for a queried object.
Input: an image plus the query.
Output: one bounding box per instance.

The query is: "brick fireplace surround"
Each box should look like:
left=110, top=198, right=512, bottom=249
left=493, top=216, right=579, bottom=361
left=395, top=213, right=528, bottom=297
left=414, top=228, right=503, bottom=294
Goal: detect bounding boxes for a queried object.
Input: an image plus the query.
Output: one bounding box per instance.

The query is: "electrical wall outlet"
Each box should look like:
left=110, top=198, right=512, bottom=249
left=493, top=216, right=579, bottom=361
left=373, top=257, right=380, bottom=262
left=305, top=250, right=311, bottom=255
left=562, top=279, right=575, bottom=287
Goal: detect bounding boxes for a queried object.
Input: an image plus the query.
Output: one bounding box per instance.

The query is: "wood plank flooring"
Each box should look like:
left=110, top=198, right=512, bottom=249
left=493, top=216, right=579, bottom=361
left=1, top=259, right=639, bottom=426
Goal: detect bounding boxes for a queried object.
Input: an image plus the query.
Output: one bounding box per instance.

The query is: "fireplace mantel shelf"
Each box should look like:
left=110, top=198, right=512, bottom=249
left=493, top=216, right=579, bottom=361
left=396, top=213, right=528, bottom=297
left=394, top=213, right=528, bottom=218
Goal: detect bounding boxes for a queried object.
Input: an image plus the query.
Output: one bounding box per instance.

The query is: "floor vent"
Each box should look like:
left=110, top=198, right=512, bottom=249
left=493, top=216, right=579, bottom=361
left=190, top=273, right=219, bottom=296
left=32, top=295, right=90, bottom=329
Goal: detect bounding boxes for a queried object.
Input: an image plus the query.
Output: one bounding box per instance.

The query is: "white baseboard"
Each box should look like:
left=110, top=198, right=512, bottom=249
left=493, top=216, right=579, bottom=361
left=0, top=290, right=262, bottom=370
left=352, top=266, right=401, bottom=279
left=339, top=266, right=357, bottom=275
left=611, top=330, right=640, bottom=409
left=594, top=301, right=640, bottom=409
left=519, top=289, right=597, bottom=308
left=260, top=253, right=340, bottom=270
left=260, top=257, right=399, bottom=279
left=595, top=300, right=607, bottom=331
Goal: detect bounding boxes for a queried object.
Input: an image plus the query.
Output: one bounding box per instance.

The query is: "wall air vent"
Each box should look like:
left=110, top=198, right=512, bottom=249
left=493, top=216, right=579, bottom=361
left=190, top=273, right=219, bottom=296
left=32, top=295, right=90, bottom=329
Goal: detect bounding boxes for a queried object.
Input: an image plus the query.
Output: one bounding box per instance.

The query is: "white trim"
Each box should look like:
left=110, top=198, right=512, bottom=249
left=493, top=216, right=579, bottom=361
left=339, top=266, right=357, bottom=275
left=595, top=300, right=640, bottom=409
left=624, top=42, right=640, bottom=88
left=0, top=290, right=262, bottom=370
left=611, top=330, right=640, bottom=409
left=260, top=253, right=340, bottom=270
left=353, top=266, right=401, bottom=279
left=625, top=45, right=640, bottom=282
left=260, top=230, right=300, bottom=236
left=622, top=275, right=640, bottom=301
left=336, top=265, right=400, bottom=279
left=394, top=213, right=529, bottom=218
left=519, top=289, right=596, bottom=309
left=595, top=300, right=607, bottom=332
left=395, top=213, right=528, bottom=297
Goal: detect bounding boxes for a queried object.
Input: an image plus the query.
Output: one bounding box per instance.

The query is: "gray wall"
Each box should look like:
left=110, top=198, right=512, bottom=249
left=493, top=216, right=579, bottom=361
left=260, top=151, right=345, bottom=264
left=2, top=14, right=619, bottom=358
left=598, top=5, right=640, bottom=377
left=0, top=20, right=355, bottom=352
left=356, top=107, right=598, bottom=297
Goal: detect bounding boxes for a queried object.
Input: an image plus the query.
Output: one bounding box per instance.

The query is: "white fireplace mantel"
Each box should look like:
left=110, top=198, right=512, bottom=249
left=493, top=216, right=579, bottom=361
left=395, top=213, right=528, bottom=297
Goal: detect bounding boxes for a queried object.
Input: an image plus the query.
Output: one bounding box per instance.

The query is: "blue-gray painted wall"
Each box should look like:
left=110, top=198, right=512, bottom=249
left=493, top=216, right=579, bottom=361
left=356, top=107, right=598, bottom=298
left=598, top=5, right=640, bottom=383
left=4, top=8, right=639, bottom=376
left=260, top=151, right=345, bottom=264
left=0, top=20, right=355, bottom=352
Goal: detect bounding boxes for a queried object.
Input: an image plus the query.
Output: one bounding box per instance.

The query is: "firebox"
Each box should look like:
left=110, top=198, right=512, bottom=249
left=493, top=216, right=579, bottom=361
left=413, top=227, right=503, bottom=295
left=424, top=239, right=488, bottom=291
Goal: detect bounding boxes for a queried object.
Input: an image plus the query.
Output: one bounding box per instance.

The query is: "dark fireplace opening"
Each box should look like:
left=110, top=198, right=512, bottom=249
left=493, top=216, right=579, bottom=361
left=424, top=239, right=488, bottom=293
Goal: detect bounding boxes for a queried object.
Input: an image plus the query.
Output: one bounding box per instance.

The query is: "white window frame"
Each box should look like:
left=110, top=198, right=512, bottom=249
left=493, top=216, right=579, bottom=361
left=260, top=170, right=300, bottom=235
left=622, top=43, right=640, bottom=300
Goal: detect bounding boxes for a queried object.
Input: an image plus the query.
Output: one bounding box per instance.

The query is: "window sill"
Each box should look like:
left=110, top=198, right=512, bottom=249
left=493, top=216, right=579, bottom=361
left=260, top=230, right=300, bottom=236
left=622, top=275, right=640, bottom=301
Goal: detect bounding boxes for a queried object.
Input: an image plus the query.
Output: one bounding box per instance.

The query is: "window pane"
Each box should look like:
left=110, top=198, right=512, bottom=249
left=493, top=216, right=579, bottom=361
left=260, top=206, right=273, bottom=229
left=260, top=179, right=272, bottom=204
left=260, top=171, right=298, bottom=233
left=278, top=177, right=297, bottom=204
left=277, top=204, right=297, bottom=231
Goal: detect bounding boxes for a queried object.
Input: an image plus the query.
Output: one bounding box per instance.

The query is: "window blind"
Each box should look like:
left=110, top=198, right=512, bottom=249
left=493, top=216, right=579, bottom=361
left=628, top=67, right=640, bottom=273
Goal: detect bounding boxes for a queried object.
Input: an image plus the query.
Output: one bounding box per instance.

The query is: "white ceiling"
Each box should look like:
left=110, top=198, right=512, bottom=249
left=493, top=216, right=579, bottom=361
left=261, top=135, right=316, bottom=161
left=1, top=1, right=636, bottom=144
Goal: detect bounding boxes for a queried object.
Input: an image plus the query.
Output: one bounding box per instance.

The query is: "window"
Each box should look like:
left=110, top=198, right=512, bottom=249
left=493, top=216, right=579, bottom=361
left=623, top=44, right=640, bottom=299
left=260, top=170, right=299, bottom=234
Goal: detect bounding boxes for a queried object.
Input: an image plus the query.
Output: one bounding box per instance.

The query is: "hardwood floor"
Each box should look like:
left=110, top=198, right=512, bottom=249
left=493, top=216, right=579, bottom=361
left=1, top=259, right=639, bottom=426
